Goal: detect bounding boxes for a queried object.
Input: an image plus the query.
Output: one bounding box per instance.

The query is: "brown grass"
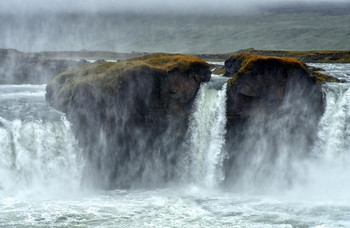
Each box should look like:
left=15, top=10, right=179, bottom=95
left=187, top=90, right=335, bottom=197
left=227, top=53, right=338, bottom=87
left=53, top=53, right=209, bottom=98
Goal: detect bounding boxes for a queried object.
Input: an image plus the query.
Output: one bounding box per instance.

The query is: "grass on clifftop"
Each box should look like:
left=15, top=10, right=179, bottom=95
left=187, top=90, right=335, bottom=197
left=212, top=67, right=225, bottom=75
left=129, top=53, right=209, bottom=72
left=234, top=49, right=350, bottom=63
left=227, top=53, right=338, bottom=87
left=235, top=53, right=306, bottom=74
left=53, top=53, right=209, bottom=98
left=62, top=53, right=208, bottom=79
left=193, top=49, right=350, bottom=63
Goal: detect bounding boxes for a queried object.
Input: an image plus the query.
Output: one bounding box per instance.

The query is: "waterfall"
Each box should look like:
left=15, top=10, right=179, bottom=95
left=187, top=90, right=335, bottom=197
left=185, top=82, right=227, bottom=187
left=313, top=83, right=350, bottom=159
left=298, top=83, right=350, bottom=199
left=0, top=85, right=83, bottom=197
left=0, top=116, right=83, bottom=197
left=223, top=79, right=350, bottom=196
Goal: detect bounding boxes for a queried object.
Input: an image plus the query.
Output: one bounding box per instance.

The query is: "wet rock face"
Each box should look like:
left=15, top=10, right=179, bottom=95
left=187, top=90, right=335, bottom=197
left=223, top=56, right=244, bottom=77
left=224, top=53, right=337, bottom=124
left=222, top=53, right=335, bottom=185
left=46, top=53, right=211, bottom=189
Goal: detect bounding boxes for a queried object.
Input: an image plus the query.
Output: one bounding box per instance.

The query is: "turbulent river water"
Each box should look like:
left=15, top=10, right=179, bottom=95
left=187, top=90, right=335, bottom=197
left=1, top=64, right=350, bottom=227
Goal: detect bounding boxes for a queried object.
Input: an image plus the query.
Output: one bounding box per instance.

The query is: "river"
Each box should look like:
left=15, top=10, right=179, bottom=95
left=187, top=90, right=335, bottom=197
left=1, top=64, right=350, bottom=227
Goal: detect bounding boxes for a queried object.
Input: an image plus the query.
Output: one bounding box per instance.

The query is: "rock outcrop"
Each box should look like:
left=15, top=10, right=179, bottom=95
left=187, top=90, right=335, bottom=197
left=46, top=53, right=211, bottom=188
left=224, top=53, right=338, bottom=124
left=227, top=49, right=350, bottom=63
left=0, top=49, right=87, bottom=84
left=223, top=53, right=338, bottom=186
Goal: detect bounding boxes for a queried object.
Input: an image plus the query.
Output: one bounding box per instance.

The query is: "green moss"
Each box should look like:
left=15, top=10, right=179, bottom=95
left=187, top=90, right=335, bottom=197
left=129, top=53, right=209, bottom=72
left=52, top=53, right=210, bottom=102
left=235, top=49, right=350, bottom=63
left=237, top=53, right=307, bottom=73
left=226, top=53, right=339, bottom=88
left=310, top=71, right=340, bottom=84
left=212, top=67, right=225, bottom=75
left=227, top=53, right=308, bottom=87
left=227, top=74, right=238, bottom=88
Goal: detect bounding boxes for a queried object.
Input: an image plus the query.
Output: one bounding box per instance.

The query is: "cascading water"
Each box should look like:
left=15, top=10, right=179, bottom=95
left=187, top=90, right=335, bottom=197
left=313, top=83, right=350, bottom=159
left=222, top=64, right=350, bottom=197
left=0, top=85, right=83, bottom=198
left=286, top=65, right=350, bottom=199
left=223, top=64, right=350, bottom=195
left=185, top=78, right=227, bottom=188
left=1, top=64, right=350, bottom=227
left=295, top=82, right=350, bottom=199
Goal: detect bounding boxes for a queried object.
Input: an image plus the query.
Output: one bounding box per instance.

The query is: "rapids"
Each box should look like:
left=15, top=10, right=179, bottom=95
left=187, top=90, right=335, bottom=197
left=1, top=64, right=350, bottom=227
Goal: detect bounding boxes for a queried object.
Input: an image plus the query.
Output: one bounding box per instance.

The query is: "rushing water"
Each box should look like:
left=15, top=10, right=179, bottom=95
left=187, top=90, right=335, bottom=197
left=185, top=81, right=227, bottom=188
left=1, top=64, right=350, bottom=227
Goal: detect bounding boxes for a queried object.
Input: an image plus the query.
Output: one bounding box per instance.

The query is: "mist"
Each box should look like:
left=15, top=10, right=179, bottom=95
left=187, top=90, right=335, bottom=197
left=1, top=0, right=350, bottom=226
left=1, top=0, right=350, bottom=53
left=0, top=0, right=348, bottom=14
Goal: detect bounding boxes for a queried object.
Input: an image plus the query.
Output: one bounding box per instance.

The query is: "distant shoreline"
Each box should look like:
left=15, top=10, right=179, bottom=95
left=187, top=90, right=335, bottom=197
left=2, top=48, right=349, bottom=63
left=1, top=48, right=349, bottom=84
left=193, top=49, right=350, bottom=63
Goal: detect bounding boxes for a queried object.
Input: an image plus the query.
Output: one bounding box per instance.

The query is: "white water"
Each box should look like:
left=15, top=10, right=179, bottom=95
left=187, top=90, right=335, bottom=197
left=309, top=63, right=350, bottom=82
left=0, top=85, right=83, bottom=199
left=185, top=82, right=227, bottom=187
left=1, top=64, right=350, bottom=227
left=295, top=82, right=350, bottom=201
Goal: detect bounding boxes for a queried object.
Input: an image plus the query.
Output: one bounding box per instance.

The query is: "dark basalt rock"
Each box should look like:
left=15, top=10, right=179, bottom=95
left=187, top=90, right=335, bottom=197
left=307, top=65, right=325, bottom=72
left=223, top=53, right=338, bottom=186
left=46, top=53, right=211, bottom=189
left=224, top=53, right=338, bottom=124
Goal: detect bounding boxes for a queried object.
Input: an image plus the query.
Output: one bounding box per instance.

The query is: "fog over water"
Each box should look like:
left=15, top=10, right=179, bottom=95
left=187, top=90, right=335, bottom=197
left=0, top=0, right=349, bottom=53
left=1, top=64, right=350, bottom=227
left=1, top=1, right=350, bottom=227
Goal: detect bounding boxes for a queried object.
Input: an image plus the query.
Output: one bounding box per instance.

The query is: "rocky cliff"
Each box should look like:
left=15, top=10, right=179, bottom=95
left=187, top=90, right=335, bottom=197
left=46, top=51, right=339, bottom=189
left=224, top=53, right=338, bottom=124
left=223, top=53, right=338, bottom=185
left=46, top=53, right=211, bottom=188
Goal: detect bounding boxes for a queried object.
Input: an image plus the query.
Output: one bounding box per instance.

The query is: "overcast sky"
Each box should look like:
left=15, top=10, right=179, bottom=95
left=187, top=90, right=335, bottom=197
left=0, top=0, right=348, bottom=14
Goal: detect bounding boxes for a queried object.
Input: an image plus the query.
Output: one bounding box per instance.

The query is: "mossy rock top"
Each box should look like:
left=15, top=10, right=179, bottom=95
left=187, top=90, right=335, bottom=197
left=129, top=53, right=209, bottom=72
left=47, top=53, right=211, bottom=111
left=235, top=49, right=350, bottom=63
left=51, top=53, right=209, bottom=93
left=226, top=53, right=339, bottom=87
left=60, top=52, right=208, bottom=78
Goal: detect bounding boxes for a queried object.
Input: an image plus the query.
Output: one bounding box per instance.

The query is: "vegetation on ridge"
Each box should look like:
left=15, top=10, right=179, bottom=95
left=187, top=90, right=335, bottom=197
left=54, top=53, right=208, bottom=86
left=226, top=53, right=339, bottom=88
left=47, top=53, right=211, bottom=110
left=193, top=49, right=350, bottom=63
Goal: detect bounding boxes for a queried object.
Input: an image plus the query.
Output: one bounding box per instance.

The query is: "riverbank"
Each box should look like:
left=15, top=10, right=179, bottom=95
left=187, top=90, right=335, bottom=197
left=2, top=48, right=350, bottom=62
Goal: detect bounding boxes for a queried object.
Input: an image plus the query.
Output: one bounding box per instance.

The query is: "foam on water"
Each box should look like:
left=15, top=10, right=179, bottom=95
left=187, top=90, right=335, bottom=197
left=207, top=61, right=225, bottom=66
left=2, top=187, right=350, bottom=227
left=1, top=63, right=350, bottom=227
left=309, top=63, right=350, bottom=82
